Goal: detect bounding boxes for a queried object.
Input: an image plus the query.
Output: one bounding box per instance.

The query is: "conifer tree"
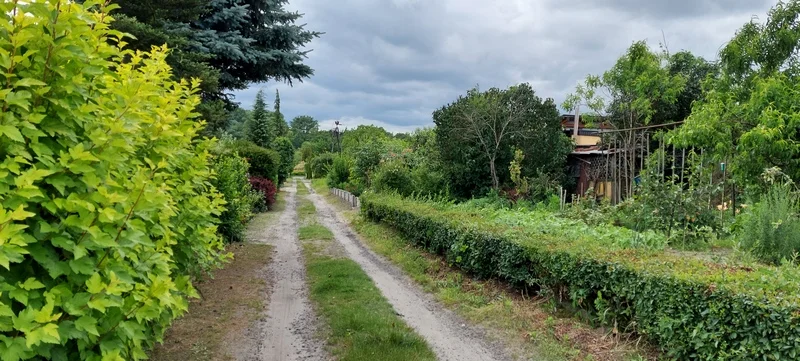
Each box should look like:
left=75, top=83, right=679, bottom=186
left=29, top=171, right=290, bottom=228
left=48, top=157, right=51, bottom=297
left=112, top=0, right=321, bottom=135
left=247, top=90, right=274, bottom=148
left=272, top=89, right=291, bottom=137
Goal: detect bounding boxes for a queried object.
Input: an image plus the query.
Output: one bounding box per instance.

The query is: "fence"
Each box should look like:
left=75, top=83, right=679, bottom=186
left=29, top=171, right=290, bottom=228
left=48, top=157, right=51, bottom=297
left=331, top=188, right=360, bottom=209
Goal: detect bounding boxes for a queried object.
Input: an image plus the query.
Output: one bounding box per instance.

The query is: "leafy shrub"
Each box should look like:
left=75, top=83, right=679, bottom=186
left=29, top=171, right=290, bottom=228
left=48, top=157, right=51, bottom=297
left=232, top=140, right=281, bottom=183
left=353, top=142, right=385, bottom=186
left=0, top=2, right=226, bottom=359
left=362, top=193, right=800, bottom=360
left=327, top=156, right=352, bottom=189
left=626, top=150, right=719, bottom=246
left=213, top=154, right=258, bottom=242
left=372, top=159, right=414, bottom=196
left=310, top=153, right=334, bottom=178
left=739, top=183, right=800, bottom=265
left=461, top=189, right=512, bottom=210
left=249, top=176, right=278, bottom=211
left=271, top=136, right=295, bottom=185
left=343, top=179, right=366, bottom=196
left=411, top=166, right=449, bottom=197
left=304, top=161, right=313, bottom=179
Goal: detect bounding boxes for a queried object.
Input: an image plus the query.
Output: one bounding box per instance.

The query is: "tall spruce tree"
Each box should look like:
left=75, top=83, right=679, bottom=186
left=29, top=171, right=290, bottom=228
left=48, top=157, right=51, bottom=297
left=111, top=0, right=321, bottom=135
left=272, top=89, right=290, bottom=137
left=247, top=90, right=273, bottom=148
left=194, top=0, right=323, bottom=90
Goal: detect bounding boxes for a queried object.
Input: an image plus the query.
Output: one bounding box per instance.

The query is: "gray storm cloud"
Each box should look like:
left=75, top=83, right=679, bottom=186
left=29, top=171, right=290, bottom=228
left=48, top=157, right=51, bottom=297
left=234, top=0, right=773, bottom=133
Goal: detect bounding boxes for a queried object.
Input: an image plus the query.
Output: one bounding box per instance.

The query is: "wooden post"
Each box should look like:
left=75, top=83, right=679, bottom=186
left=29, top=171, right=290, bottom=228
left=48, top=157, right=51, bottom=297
left=640, top=130, right=645, bottom=173
left=659, top=136, right=664, bottom=178
left=680, top=148, right=686, bottom=185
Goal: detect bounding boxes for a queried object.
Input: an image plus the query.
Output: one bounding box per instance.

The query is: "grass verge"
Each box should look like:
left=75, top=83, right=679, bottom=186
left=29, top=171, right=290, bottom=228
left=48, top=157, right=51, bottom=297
left=296, top=193, right=436, bottom=361
left=311, top=178, right=328, bottom=194
left=150, top=243, right=272, bottom=361
left=299, top=223, right=334, bottom=241
left=349, top=218, right=654, bottom=361
left=296, top=179, right=309, bottom=195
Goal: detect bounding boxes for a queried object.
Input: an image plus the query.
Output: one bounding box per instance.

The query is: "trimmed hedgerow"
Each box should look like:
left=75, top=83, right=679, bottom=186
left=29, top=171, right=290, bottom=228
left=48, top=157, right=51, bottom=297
left=361, top=193, right=800, bottom=360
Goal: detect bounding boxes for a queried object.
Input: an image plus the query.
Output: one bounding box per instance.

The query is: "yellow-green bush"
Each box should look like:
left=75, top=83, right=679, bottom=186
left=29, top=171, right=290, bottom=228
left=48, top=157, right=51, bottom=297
left=362, top=193, right=800, bottom=360
left=0, top=1, right=226, bottom=359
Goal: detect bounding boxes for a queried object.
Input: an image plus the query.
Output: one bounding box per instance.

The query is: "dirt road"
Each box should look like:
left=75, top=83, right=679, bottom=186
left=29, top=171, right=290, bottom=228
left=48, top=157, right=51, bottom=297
left=252, top=180, right=328, bottom=361
left=300, top=180, right=511, bottom=361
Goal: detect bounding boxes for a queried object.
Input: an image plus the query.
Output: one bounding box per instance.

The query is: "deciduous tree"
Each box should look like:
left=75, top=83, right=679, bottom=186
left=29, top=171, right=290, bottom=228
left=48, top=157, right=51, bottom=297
left=436, top=84, right=571, bottom=197
left=671, top=1, right=800, bottom=188
left=290, top=115, right=319, bottom=147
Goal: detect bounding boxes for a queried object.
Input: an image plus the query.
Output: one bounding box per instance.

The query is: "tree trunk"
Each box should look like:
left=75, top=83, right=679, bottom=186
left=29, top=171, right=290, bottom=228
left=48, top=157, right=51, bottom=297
left=490, top=157, right=499, bottom=190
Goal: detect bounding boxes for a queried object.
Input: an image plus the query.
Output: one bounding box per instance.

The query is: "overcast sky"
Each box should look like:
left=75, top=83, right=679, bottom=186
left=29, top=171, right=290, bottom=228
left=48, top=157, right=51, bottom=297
left=233, top=0, right=775, bottom=134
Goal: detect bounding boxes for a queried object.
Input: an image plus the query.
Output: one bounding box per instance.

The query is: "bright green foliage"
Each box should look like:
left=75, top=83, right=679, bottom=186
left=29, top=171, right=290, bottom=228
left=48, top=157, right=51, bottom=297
left=299, top=142, right=316, bottom=163
left=211, top=153, right=259, bottom=243
left=739, top=181, right=800, bottom=265
left=231, top=141, right=280, bottom=183
left=0, top=1, right=227, bottom=359
left=112, top=0, right=227, bottom=135
left=616, top=149, right=721, bottom=247
left=564, top=41, right=686, bottom=126
left=372, top=159, right=414, bottom=197
left=305, top=130, right=335, bottom=154
left=671, top=1, right=800, bottom=187
left=327, top=156, right=352, bottom=189
left=652, top=51, right=718, bottom=124
left=341, top=125, right=391, bottom=154
left=271, top=136, right=295, bottom=185
left=352, top=142, right=387, bottom=187
left=290, top=116, right=319, bottom=148
left=406, top=129, right=449, bottom=197
left=508, top=149, right=529, bottom=200
left=247, top=89, right=274, bottom=148
left=362, top=193, right=800, bottom=360
left=435, top=83, right=571, bottom=198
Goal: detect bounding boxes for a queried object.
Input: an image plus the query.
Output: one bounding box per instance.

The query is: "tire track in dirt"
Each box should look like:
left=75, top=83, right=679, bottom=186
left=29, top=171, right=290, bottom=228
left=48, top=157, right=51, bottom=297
left=251, top=180, right=328, bottom=361
left=303, top=180, right=512, bottom=361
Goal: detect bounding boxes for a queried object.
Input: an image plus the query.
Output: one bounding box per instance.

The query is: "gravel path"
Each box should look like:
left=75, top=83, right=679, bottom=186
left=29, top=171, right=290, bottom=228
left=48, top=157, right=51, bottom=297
left=251, top=180, right=328, bottom=361
left=302, top=180, right=512, bottom=361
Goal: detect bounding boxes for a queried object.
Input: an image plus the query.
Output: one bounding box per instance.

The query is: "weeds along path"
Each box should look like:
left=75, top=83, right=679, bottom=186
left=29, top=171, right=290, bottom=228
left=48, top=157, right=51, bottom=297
left=302, top=180, right=511, bottom=361
left=252, top=179, right=328, bottom=361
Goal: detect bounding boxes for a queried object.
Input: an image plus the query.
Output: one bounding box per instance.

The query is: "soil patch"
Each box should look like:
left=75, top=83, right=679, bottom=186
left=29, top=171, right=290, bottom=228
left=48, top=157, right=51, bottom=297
left=150, top=243, right=273, bottom=361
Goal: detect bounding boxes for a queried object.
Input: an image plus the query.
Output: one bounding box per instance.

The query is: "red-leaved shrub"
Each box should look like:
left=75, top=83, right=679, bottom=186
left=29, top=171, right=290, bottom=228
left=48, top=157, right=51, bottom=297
left=249, top=176, right=277, bottom=209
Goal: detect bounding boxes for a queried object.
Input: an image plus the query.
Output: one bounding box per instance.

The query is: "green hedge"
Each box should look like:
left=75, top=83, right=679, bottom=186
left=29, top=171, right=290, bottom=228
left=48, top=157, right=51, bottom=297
left=361, top=193, right=800, bottom=360
left=232, top=140, right=280, bottom=183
